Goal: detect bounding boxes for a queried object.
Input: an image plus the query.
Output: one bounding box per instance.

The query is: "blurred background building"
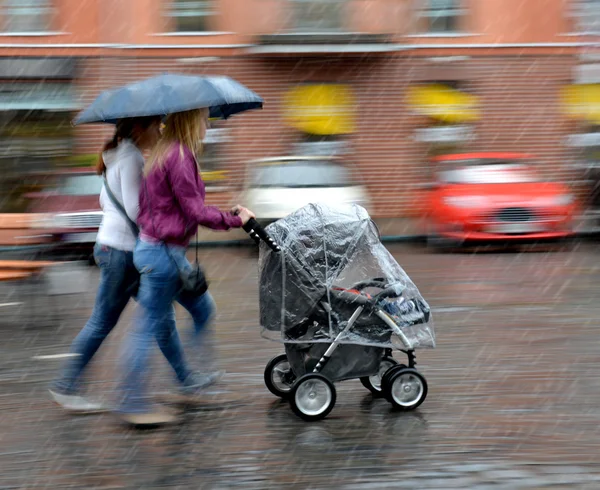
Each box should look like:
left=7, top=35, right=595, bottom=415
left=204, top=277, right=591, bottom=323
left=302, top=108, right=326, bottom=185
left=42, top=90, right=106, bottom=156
left=0, top=0, right=597, bottom=226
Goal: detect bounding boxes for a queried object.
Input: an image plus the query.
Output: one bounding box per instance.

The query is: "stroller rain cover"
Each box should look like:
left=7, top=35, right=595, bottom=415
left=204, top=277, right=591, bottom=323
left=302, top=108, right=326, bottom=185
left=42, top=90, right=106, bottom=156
left=258, top=203, right=435, bottom=350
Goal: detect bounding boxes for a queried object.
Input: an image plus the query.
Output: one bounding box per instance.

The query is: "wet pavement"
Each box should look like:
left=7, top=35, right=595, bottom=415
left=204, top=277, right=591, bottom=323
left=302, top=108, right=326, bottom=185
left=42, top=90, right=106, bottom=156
left=3, top=242, right=600, bottom=488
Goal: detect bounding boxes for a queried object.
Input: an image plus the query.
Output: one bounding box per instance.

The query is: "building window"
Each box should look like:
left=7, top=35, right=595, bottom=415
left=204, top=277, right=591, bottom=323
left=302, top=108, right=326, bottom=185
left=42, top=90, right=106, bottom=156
left=418, top=0, right=465, bottom=34
left=2, top=0, right=53, bottom=33
left=166, top=0, right=214, bottom=32
left=408, top=81, right=478, bottom=154
left=289, top=0, right=345, bottom=32
left=572, top=0, right=600, bottom=34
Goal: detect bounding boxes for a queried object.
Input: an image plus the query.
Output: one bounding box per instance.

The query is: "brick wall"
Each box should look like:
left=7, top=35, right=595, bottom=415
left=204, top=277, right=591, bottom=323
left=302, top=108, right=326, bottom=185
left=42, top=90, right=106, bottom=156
left=73, top=53, right=581, bottom=217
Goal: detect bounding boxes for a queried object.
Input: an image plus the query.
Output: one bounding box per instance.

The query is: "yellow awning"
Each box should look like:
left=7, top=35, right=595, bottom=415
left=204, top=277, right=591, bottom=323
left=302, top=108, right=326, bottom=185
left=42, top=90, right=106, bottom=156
left=561, top=84, right=600, bottom=123
left=406, top=84, right=479, bottom=123
left=283, top=84, right=356, bottom=135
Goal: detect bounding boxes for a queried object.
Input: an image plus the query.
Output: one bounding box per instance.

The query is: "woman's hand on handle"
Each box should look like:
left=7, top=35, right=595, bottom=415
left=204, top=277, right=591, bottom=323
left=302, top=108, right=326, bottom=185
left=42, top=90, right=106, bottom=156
left=231, top=204, right=255, bottom=225
left=230, top=204, right=244, bottom=215
left=238, top=208, right=256, bottom=225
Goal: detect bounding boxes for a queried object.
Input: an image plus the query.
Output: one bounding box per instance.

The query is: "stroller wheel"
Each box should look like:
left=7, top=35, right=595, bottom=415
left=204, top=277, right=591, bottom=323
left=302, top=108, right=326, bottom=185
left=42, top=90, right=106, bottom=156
left=386, top=368, right=428, bottom=411
left=360, top=357, right=398, bottom=397
left=380, top=364, right=408, bottom=399
left=290, top=373, right=336, bottom=422
left=264, top=354, right=296, bottom=399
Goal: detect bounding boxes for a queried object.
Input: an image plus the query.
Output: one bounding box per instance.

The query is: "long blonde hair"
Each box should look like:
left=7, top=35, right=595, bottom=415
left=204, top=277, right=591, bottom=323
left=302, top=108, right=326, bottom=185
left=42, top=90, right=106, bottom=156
left=145, top=108, right=208, bottom=175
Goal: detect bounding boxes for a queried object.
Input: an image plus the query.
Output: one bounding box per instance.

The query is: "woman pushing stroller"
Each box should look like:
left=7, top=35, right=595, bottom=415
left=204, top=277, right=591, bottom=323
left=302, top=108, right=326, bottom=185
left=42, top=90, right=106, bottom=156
left=116, top=108, right=255, bottom=426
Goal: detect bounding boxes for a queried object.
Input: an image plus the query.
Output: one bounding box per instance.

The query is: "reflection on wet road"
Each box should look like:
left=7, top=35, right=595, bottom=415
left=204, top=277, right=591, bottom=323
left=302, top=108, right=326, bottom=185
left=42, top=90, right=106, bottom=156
left=3, top=242, right=600, bottom=488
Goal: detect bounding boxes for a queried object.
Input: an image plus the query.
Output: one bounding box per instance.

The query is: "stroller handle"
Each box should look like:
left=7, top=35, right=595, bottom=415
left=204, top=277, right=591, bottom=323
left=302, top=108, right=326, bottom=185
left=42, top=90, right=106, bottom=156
left=242, top=218, right=281, bottom=252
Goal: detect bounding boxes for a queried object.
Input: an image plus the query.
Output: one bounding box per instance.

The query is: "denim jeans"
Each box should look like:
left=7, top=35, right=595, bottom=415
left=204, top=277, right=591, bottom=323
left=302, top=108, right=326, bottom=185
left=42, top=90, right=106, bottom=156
left=53, top=243, right=139, bottom=395
left=118, top=239, right=216, bottom=414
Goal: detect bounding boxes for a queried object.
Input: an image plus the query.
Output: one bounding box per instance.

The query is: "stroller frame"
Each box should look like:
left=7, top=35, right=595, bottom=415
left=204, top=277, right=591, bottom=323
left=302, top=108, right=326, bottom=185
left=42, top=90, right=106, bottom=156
left=250, top=207, right=433, bottom=422
left=264, top=282, right=429, bottom=422
left=311, top=304, right=415, bottom=374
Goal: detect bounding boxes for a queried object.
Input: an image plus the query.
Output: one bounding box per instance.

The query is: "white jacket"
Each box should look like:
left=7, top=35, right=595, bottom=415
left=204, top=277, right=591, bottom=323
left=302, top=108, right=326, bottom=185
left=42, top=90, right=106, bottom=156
left=96, top=139, right=144, bottom=251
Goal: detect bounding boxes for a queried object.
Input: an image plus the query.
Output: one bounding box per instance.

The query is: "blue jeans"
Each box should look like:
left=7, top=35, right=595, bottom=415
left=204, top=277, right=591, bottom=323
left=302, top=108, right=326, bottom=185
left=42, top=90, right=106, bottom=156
left=118, top=239, right=216, bottom=414
left=53, top=243, right=139, bottom=395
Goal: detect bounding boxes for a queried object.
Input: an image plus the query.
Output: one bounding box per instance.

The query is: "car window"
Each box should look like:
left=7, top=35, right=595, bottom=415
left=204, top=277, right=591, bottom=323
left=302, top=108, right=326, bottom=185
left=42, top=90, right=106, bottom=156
left=252, top=162, right=354, bottom=188
left=60, top=174, right=103, bottom=196
left=438, top=163, right=540, bottom=184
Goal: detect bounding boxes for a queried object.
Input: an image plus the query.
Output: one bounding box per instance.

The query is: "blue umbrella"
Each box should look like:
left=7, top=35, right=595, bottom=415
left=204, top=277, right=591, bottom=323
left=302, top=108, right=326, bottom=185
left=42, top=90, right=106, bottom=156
left=73, top=73, right=263, bottom=125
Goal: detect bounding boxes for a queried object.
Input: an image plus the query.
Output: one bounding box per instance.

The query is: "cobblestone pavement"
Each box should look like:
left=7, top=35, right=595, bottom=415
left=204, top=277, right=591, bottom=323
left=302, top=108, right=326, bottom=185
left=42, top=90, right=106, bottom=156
left=2, top=242, right=600, bottom=489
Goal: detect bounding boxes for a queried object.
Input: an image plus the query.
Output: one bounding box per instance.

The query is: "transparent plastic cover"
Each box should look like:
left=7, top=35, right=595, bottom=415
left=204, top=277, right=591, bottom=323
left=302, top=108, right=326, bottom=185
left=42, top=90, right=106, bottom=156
left=258, top=203, right=435, bottom=350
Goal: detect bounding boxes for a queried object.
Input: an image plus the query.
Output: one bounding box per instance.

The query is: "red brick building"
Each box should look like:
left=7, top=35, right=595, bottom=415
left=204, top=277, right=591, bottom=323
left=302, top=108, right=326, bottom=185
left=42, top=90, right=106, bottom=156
left=0, top=0, right=596, bottom=227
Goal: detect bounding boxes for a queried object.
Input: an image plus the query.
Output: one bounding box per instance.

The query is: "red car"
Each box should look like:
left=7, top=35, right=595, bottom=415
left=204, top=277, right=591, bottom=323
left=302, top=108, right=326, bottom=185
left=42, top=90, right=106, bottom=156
left=26, top=168, right=103, bottom=258
left=425, top=153, right=577, bottom=248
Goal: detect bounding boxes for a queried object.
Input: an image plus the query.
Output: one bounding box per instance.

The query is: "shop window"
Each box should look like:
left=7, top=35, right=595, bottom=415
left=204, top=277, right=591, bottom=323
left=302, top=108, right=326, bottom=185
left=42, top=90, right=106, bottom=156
left=417, top=0, right=466, bottom=34
left=201, top=123, right=231, bottom=187
left=0, top=82, right=75, bottom=213
left=2, top=0, right=53, bottom=33
left=571, top=0, right=600, bottom=34
left=289, top=0, right=345, bottom=32
left=166, top=0, right=215, bottom=32
left=202, top=132, right=221, bottom=173
left=0, top=82, right=76, bottom=111
left=0, top=108, right=73, bottom=212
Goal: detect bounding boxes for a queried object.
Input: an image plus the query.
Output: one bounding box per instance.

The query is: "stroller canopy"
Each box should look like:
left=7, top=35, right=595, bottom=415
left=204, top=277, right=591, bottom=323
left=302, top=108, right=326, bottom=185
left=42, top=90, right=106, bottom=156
left=258, top=203, right=435, bottom=349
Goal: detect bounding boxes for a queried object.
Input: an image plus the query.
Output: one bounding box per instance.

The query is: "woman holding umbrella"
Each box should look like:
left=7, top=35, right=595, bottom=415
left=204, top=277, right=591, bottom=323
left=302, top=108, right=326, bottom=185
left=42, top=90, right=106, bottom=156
left=69, top=74, right=263, bottom=425
left=117, top=108, right=255, bottom=426
left=49, top=116, right=162, bottom=412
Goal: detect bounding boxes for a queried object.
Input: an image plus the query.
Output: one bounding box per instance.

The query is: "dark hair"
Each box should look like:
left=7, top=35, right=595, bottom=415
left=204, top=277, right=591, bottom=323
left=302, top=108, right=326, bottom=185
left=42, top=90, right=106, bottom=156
left=95, top=116, right=161, bottom=175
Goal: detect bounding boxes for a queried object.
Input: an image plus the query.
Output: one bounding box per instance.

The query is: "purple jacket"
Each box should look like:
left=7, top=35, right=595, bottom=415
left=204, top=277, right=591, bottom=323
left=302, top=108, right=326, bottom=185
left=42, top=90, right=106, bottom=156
left=137, top=142, right=242, bottom=247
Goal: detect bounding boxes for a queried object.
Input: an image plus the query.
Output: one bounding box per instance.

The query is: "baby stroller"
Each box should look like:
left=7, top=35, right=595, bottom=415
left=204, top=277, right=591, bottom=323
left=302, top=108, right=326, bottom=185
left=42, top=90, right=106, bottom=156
left=249, top=203, right=435, bottom=421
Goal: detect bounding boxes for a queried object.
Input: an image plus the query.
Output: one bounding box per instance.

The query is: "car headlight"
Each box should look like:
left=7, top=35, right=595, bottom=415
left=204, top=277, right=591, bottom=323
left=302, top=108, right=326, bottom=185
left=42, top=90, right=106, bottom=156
left=443, top=196, right=488, bottom=208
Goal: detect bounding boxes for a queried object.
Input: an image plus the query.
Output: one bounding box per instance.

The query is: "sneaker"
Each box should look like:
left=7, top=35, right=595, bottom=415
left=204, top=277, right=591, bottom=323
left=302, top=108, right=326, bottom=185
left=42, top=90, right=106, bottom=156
left=118, top=410, right=180, bottom=427
left=164, top=370, right=225, bottom=404
left=49, top=389, right=107, bottom=414
left=182, top=370, right=225, bottom=394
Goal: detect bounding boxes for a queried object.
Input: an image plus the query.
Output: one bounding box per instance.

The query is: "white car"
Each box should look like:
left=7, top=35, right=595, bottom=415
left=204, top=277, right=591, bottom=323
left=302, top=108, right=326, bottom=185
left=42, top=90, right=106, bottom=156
left=239, top=156, right=371, bottom=225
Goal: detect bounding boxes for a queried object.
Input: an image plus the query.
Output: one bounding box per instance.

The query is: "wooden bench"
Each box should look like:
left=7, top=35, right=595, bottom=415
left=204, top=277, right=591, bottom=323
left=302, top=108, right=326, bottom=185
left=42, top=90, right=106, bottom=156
left=0, top=214, right=60, bottom=289
left=0, top=261, right=57, bottom=281
left=0, top=214, right=53, bottom=247
left=0, top=215, right=69, bottom=324
left=0, top=260, right=56, bottom=271
left=0, top=270, right=33, bottom=282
